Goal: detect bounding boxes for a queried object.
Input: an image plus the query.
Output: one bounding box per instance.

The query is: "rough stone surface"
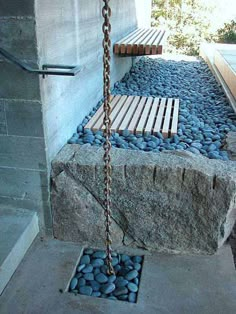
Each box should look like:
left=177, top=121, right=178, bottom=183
left=51, top=145, right=236, bottom=254
left=225, top=132, right=236, bottom=160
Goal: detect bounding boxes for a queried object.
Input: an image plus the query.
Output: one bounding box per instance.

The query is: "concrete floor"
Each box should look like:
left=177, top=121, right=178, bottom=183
left=0, top=238, right=236, bottom=314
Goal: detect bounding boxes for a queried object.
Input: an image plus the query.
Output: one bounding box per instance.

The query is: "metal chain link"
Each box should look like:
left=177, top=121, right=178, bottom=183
left=102, top=0, right=115, bottom=276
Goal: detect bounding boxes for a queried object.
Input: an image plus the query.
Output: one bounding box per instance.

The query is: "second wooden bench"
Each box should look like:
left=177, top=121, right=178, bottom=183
left=114, top=28, right=167, bottom=56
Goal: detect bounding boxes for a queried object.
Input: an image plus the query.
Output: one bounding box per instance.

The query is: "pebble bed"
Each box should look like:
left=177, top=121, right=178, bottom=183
left=68, top=58, right=236, bottom=161
left=69, top=249, right=143, bottom=303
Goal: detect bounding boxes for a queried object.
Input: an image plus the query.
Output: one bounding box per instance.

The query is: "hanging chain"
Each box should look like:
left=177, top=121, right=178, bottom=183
left=102, top=0, right=115, bottom=276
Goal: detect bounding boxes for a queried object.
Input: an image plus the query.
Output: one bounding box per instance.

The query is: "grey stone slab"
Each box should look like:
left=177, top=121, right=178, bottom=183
left=0, top=239, right=235, bottom=314
left=4, top=100, right=44, bottom=137
left=0, top=0, right=34, bottom=16
left=0, top=135, right=46, bottom=169
left=0, top=18, right=37, bottom=60
left=0, top=123, right=7, bottom=134
left=51, top=145, right=236, bottom=254
left=0, top=168, right=51, bottom=233
left=0, top=103, right=7, bottom=135
left=0, top=102, right=5, bottom=122
left=0, top=61, right=40, bottom=100
left=0, top=207, right=39, bottom=295
left=0, top=195, right=52, bottom=235
left=0, top=167, right=48, bottom=201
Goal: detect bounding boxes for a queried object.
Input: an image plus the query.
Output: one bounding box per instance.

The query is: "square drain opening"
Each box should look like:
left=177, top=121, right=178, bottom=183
left=68, top=248, right=144, bottom=303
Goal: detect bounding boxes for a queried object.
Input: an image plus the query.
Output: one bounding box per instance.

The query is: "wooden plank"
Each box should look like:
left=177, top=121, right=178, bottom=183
left=117, top=29, right=144, bottom=55
left=119, top=96, right=140, bottom=132
left=114, top=29, right=141, bottom=54
left=119, top=29, right=146, bottom=55
left=139, top=29, right=157, bottom=55
left=128, top=97, right=147, bottom=133
left=116, top=29, right=142, bottom=44
left=171, top=99, right=179, bottom=136
left=157, top=30, right=168, bottom=54
left=125, top=29, right=148, bottom=55
left=145, top=29, right=161, bottom=55
left=111, top=96, right=134, bottom=132
left=101, top=95, right=128, bottom=131
left=92, top=95, right=121, bottom=132
left=153, top=98, right=167, bottom=135
left=132, top=29, right=153, bottom=55
left=144, top=98, right=160, bottom=134
left=135, top=97, right=153, bottom=135
left=84, top=95, right=115, bottom=130
left=162, top=98, right=173, bottom=138
left=151, top=30, right=165, bottom=55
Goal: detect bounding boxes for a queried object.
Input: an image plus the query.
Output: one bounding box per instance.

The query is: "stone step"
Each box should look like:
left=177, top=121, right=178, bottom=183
left=0, top=207, right=39, bottom=295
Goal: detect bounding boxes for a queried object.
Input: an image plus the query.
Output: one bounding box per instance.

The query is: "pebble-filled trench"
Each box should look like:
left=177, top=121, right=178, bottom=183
left=68, top=58, right=236, bottom=160
left=69, top=249, right=143, bottom=302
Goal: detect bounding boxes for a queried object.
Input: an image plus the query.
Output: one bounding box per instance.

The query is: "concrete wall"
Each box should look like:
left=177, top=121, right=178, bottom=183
left=0, top=0, right=151, bottom=232
left=35, top=0, right=150, bottom=162
left=0, top=0, right=51, bottom=233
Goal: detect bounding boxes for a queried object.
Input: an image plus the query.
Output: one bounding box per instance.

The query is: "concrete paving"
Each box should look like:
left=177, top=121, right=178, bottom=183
left=0, top=207, right=39, bottom=295
left=0, top=238, right=236, bottom=314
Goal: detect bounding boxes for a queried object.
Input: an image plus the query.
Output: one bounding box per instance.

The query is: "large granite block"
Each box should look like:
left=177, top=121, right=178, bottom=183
left=51, top=145, right=236, bottom=254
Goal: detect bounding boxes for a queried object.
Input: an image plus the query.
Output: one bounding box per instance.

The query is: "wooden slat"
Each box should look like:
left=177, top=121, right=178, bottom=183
left=152, top=30, right=165, bottom=55
left=120, top=29, right=146, bottom=55
left=139, top=29, right=157, bottom=55
left=153, top=98, right=167, bottom=135
left=135, top=97, right=153, bottom=134
left=101, top=95, right=128, bottom=131
left=115, top=29, right=144, bottom=54
left=162, top=98, right=173, bottom=138
left=145, top=30, right=161, bottom=55
left=111, top=96, right=134, bottom=132
left=171, top=99, right=179, bottom=136
left=119, top=96, right=140, bottom=132
left=92, top=95, right=121, bottom=132
left=127, top=97, right=147, bottom=133
left=144, top=98, right=160, bottom=134
left=132, top=29, right=153, bottom=55
left=84, top=96, right=115, bottom=130
left=115, top=29, right=142, bottom=44
left=125, top=29, right=148, bottom=55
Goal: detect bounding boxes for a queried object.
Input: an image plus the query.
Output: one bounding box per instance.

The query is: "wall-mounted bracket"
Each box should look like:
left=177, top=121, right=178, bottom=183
left=0, top=48, right=81, bottom=77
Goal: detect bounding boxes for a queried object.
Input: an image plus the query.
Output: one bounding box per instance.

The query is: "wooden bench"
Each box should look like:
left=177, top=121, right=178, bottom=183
left=113, top=28, right=167, bottom=56
left=84, top=95, right=179, bottom=138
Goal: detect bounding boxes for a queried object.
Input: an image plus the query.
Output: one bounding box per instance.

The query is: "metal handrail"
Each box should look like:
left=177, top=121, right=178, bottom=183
left=0, top=47, right=81, bottom=77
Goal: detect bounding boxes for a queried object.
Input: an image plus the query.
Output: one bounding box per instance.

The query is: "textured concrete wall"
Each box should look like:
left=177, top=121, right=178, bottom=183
left=35, top=0, right=151, bottom=161
left=0, top=1, right=51, bottom=233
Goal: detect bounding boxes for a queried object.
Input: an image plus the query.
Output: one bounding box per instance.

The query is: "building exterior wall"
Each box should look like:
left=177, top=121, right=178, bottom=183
left=0, top=0, right=51, bottom=233
left=35, top=0, right=149, bottom=162
left=0, top=0, right=151, bottom=232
